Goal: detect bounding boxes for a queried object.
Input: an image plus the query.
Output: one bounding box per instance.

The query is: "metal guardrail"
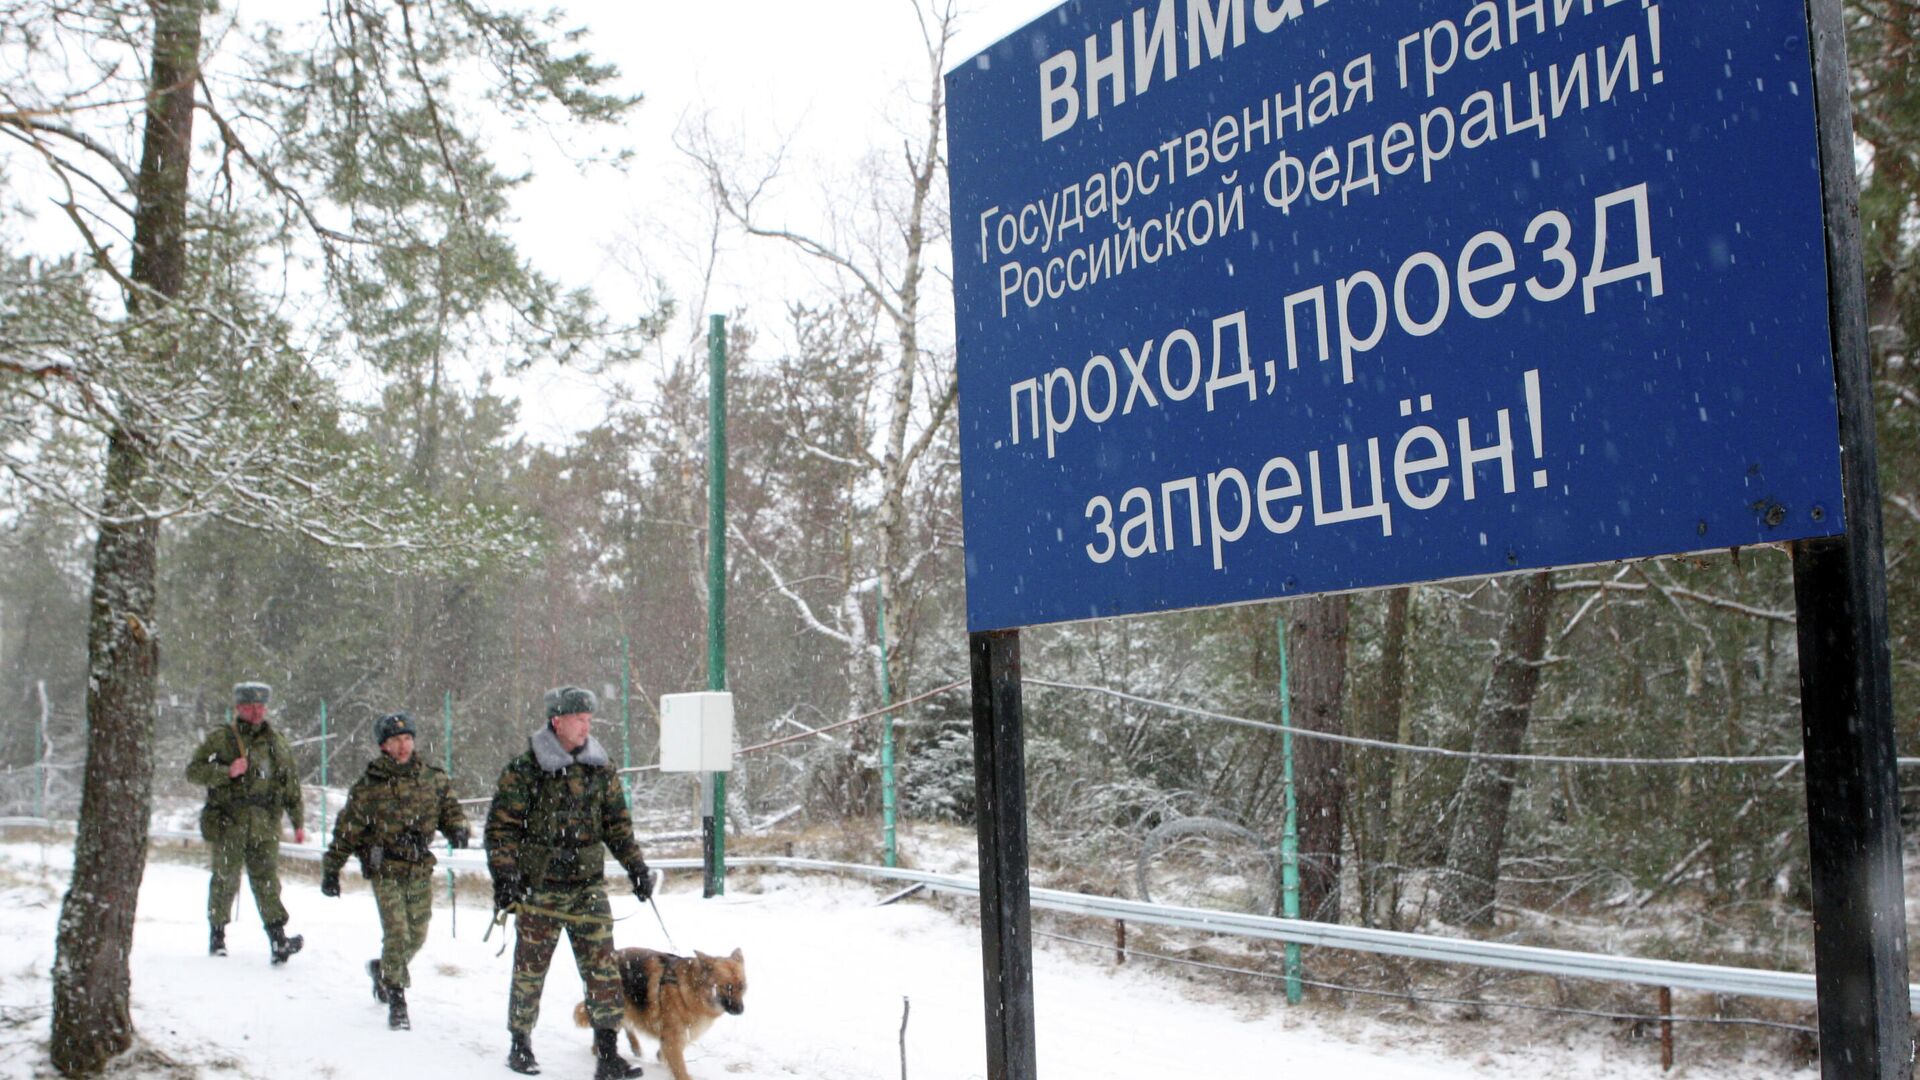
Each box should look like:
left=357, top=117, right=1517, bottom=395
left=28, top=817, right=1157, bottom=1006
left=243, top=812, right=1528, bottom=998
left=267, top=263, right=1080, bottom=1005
left=5, top=817, right=1908, bottom=1007
left=664, top=856, right=1862, bottom=1005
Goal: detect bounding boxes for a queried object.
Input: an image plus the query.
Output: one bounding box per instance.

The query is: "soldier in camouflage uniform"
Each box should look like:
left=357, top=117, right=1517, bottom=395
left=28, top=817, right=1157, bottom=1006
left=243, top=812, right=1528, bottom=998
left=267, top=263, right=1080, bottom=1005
left=185, top=681, right=306, bottom=963
left=320, top=711, right=469, bottom=1030
left=487, top=686, right=652, bottom=1079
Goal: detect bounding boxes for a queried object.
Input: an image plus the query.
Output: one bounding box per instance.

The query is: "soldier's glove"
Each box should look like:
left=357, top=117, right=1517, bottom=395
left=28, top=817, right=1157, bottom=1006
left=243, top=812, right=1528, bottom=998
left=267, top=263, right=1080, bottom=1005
left=446, top=827, right=470, bottom=849
left=493, top=871, right=525, bottom=912
left=629, top=863, right=654, bottom=902
left=320, top=869, right=341, bottom=898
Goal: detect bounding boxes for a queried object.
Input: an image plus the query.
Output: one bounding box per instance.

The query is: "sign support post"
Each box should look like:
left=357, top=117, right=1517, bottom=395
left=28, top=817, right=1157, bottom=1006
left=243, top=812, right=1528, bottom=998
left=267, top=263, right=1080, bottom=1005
left=1794, top=3, right=1912, bottom=1075
left=968, top=629, right=1036, bottom=1080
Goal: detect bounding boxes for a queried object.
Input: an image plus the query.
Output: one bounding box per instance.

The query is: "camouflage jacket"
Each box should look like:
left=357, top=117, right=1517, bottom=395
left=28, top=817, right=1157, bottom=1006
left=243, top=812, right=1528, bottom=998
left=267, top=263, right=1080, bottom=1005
left=485, top=726, right=644, bottom=889
left=185, top=720, right=303, bottom=830
left=323, top=754, right=466, bottom=878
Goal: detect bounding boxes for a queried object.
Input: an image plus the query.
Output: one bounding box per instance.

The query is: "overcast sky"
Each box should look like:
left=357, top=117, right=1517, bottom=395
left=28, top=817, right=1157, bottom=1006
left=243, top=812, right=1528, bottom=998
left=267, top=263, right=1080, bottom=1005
left=492, top=0, right=1063, bottom=444
left=5, top=2, right=1064, bottom=444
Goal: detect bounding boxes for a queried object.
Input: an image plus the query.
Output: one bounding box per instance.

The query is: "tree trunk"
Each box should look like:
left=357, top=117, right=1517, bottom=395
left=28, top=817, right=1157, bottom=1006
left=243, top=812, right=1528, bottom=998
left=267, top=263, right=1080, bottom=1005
left=1437, top=572, right=1555, bottom=929
left=1355, top=587, right=1411, bottom=928
left=843, top=594, right=879, bottom=817
left=1287, top=594, right=1350, bottom=922
left=1381, top=586, right=1418, bottom=930
left=1860, top=11, right=1913, bottom=336
left=52, top=435, right=162, bottom=1075
left=50, top=2, right=198, bottom=1073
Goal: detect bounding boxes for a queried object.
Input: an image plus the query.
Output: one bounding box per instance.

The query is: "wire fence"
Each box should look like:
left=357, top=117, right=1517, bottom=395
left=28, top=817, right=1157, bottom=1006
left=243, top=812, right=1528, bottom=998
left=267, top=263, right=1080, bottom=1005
left=1026, top=928, right=1817, bottom=1035
left=14, top=667, right=1910, bottom=824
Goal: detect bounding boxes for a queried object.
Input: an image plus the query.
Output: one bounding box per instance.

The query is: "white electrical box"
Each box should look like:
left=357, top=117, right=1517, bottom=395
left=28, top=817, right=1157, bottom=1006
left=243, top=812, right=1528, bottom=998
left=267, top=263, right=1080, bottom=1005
left=659, top=691, right=734, bottom=772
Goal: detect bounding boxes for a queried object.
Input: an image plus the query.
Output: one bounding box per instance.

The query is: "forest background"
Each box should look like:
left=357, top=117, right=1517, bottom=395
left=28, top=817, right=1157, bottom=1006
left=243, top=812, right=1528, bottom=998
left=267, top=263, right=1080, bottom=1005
left=5, top=2, right=1920, bottom=1071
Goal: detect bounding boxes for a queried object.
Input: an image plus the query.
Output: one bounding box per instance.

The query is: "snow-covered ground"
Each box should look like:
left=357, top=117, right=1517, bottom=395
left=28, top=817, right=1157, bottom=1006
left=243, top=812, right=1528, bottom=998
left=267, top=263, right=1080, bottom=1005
left=0, top=837, right=1807, bottom=1079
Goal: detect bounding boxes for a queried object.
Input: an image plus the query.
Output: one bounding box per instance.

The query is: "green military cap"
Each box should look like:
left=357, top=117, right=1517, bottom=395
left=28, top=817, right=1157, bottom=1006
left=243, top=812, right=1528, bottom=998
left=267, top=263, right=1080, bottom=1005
left=544, top=685, right=597, bottom=718
left=233, top=682, right=272, bottom=706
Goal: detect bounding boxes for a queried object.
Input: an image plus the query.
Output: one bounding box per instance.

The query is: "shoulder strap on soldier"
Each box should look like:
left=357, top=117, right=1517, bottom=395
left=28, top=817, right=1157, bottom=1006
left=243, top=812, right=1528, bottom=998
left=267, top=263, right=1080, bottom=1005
left=529, top=760, right=562, bottom=842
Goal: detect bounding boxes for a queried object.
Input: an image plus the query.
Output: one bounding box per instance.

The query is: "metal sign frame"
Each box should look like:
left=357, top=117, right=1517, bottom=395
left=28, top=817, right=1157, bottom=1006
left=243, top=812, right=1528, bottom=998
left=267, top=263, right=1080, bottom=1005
left=950, top=0, right=1852, bottom=634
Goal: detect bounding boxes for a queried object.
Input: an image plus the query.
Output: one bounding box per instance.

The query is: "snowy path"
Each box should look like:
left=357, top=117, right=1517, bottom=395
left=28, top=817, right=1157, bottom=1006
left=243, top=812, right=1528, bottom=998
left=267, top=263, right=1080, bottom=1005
left=0, top=840, right=1790, bottom=1079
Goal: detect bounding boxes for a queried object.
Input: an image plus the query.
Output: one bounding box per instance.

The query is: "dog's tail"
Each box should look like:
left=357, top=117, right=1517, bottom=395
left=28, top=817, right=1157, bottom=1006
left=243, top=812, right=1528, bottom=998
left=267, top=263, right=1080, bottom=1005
left=571, top=1001, right=592, bottom=1029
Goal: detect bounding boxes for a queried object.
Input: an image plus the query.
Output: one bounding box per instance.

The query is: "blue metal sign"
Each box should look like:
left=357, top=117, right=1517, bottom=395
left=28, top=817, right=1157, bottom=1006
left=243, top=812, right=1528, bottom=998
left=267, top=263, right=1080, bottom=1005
left=946, top=0, right=1845, bottom=632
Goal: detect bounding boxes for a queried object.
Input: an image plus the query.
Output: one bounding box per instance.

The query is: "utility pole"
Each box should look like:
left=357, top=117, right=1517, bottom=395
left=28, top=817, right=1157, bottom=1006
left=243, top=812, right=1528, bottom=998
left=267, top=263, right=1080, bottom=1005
left=35, top=679, right=50, bottom=820
left=1276, top=618, right=1301, bottom=1004
left=705, top=313, right=728, bottom=898
left=621, top=636, right=633, bottom=800
left=445, top=691, right=455, bottom=936
left=318, top=699, right=328, bottom=843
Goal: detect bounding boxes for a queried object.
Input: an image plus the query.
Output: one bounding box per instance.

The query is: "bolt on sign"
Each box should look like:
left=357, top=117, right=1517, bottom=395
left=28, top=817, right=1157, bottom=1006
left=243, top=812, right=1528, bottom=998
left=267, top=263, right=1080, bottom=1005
left=947, top=0, right=1845, bottom=632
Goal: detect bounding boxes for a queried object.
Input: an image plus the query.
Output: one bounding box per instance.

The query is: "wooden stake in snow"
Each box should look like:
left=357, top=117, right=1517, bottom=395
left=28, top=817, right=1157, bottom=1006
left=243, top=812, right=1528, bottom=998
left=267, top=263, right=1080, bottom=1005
left=899, top=996, right=911, bottom=1080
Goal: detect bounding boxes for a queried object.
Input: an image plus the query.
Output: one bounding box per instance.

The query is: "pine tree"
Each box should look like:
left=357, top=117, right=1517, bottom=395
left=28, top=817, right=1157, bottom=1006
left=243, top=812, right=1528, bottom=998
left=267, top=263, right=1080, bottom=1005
left=2, top=2, right=650, bottom=1070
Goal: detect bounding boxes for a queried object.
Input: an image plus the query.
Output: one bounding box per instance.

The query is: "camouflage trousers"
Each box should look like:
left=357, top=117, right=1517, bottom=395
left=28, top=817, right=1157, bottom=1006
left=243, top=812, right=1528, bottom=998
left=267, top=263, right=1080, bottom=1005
left=373, top=870, right=435, bottom=989
left=207, top=814, right=287, bottom=928
left=507, top=882, right=621, bottom=1034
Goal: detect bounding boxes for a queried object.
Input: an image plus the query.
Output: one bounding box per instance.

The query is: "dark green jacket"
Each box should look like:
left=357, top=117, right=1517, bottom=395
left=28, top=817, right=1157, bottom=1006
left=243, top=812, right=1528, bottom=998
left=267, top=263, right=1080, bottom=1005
left=186, top=720, right=303, bottom=834
left=485, top=726, right=644, bottom=888
left=323, top=755, right=466, bottom=878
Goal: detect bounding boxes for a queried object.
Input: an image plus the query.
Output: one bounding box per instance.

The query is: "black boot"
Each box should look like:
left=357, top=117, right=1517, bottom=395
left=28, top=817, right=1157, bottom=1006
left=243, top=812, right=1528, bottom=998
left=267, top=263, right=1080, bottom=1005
left=209, top=925, right=227, bottom=957
left=506, top=1031, right=540, bottom=1075
left=592, top=1027, right=643, bottom=1079
left=387, top=986, right=409, bottom=1030
left=266, top=921, right=304, bottom=965
left=367, top=959, right=389, bottom=1003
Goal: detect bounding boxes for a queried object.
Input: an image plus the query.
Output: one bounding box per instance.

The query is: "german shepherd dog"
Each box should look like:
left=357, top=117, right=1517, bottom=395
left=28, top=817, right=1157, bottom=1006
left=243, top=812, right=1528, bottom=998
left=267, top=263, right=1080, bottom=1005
left=574, top=947, right=746, bottom=1080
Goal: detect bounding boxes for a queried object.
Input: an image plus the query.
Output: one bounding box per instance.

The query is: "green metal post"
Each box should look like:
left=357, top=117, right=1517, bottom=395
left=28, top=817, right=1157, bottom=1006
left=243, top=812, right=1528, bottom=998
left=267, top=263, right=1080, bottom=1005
left=705, top=313, right=728, bottom=898
left=1278, top=616, right=1302, bottom=1004
left=621, top=636, right=633, bottom=800
left=445, top=691, right=455, bottom=936
left=35, top=689, right=47, bottom=820
left=319, top=700, right=329, bottom=845
left=879, top=586, right=897, bottom=867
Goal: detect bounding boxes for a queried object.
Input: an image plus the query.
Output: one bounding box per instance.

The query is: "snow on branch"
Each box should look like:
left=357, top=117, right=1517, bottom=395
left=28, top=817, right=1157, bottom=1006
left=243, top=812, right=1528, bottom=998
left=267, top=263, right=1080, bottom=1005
left=1553, top=576, right=1795, bottom=625
left=727, top=521, right=856, bottom=649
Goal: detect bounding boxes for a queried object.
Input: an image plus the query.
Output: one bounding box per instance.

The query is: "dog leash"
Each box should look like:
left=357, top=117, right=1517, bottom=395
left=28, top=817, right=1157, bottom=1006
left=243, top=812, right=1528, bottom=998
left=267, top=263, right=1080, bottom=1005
left=483, top=900, right=639, bottom=957
left=483, top=906, right=513, bottom=956
left=483, top=870, right=673, bottom=956
left=648, top=895, right=679, bottom=953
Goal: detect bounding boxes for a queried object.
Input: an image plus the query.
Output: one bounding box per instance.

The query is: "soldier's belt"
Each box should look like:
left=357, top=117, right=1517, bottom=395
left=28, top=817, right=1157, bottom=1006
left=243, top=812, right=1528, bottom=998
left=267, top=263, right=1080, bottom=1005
left=230, top=794, right=279, bottom=809
left=371, top=860, right=435, bottom=878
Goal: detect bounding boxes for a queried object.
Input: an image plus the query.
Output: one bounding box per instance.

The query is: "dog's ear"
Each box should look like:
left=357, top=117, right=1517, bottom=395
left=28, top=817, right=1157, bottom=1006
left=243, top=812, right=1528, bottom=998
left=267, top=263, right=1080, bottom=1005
left=730, top=948, right=743, bottom=962
left=695, top=949, right=712, bottom=962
